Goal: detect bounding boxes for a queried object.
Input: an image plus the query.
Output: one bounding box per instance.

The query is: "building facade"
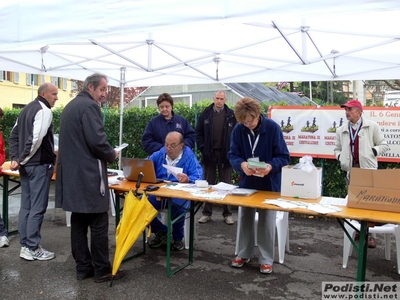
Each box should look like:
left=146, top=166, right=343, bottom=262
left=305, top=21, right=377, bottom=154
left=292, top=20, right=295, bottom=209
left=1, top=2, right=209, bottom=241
left=0, top=71, right=75, bottom=109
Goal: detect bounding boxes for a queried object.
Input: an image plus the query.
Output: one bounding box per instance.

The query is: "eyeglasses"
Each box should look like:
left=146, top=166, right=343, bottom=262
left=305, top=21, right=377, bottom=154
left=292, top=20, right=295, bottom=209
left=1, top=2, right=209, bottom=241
left=165, top=142, right=182, bottom=149
left=159, top=105, right=171, bottom=109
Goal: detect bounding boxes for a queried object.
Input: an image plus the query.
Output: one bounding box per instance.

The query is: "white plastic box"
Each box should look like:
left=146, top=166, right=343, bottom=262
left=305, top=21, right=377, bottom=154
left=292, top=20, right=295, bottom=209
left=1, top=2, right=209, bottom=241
left=280, top=165, right=322, bottom=199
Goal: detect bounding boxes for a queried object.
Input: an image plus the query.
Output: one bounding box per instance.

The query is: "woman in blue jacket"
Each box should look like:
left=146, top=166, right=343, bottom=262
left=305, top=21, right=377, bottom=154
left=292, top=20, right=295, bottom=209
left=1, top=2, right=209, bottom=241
left=228, top=97, right=290, bottom=274
left=142, top=93, right=195, bottom=155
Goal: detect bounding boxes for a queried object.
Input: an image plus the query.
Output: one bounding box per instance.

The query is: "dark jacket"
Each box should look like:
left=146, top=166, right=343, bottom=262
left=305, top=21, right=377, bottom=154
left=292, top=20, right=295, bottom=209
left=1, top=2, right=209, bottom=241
left=55, top=91, right=116, bottom=213
left=142, top=112, right=196, bottom=155
left=228, top=115, right=290, bottom=192
left=195, top=104, right=236, bottom=166
left=9, top=96, right=55, bottom=166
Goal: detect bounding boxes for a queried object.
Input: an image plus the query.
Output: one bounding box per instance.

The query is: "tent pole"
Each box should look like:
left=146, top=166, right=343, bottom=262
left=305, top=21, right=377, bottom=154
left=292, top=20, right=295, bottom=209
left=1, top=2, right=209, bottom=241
left=118, top=67, right=126, bottom=170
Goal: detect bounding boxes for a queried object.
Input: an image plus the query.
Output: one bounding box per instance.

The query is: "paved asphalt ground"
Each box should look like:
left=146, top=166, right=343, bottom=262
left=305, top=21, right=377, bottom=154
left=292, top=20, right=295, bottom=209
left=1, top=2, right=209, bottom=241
left=1, top=181, right=399, bottom=300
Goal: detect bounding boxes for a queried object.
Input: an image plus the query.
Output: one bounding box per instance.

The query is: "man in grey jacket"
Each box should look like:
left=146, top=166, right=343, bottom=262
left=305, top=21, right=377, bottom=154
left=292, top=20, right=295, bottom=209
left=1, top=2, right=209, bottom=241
left=55, top=73, right=124, bottom=283
left=334, top=99, right=389, bottom=248
left=9, top=83, right=58, bottom=261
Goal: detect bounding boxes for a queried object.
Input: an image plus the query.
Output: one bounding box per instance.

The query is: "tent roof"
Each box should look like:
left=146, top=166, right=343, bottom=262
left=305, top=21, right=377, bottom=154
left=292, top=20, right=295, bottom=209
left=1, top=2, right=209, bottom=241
left=225, top=83, right=310, bottom=105
left=1, top=1, right=400, bottom=86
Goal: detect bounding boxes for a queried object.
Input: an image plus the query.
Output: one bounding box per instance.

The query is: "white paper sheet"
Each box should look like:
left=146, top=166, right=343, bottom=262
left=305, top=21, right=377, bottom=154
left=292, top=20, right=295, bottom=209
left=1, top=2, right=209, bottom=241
left=108, top=177, right=121, bottom=186
left=263, top=199, right=300, bottom=209
left=162, top=164, right=183, bottom=179
left=114, top=143, right=129, bottom=152
left=211, top=182, right=238, bottom=191
left=263, top=198, right=343, bottom=214
left=190, top=191, right=227, bottom=200
left=319, top=197, right=347, bottom=206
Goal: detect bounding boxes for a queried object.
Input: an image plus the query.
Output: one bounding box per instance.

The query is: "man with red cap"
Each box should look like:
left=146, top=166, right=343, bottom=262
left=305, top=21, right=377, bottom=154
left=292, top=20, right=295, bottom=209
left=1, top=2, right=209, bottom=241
left=334, top=99, right=389, bottom=248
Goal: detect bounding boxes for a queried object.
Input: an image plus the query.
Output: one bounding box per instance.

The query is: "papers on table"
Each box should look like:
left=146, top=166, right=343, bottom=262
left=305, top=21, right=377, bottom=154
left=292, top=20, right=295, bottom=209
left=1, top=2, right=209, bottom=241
left=229, top=188, right=257, bottom=196
left=263, top=199, right=302, bottom=209
left=211, top=182, right=238, bottom=191
left=211, top=183, right=258, bottom=196
left=162, top=164, right=183, bottom=180
left=263, top=198, right=343, bottom=214
left=307, top=203, right=342, bottom=214
left=163, top=183, right=228, bottom=200
left=108, top=177, right=122, bottom=186
left=190, top=191, right=227, bottom=200
left=319, top=196, right=347, bottom=206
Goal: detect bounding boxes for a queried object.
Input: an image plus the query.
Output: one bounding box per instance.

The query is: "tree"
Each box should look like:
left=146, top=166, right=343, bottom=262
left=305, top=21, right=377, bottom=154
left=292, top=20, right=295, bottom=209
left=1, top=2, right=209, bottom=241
left=363, top=80, right=400, bottom=105
left=264, top=81, right=349, bottom=105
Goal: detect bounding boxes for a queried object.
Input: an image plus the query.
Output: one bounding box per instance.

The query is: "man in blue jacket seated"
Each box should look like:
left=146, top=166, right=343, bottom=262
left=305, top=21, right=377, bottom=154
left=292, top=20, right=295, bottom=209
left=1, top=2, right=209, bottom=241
left=147, top=131, right=203, bottom=251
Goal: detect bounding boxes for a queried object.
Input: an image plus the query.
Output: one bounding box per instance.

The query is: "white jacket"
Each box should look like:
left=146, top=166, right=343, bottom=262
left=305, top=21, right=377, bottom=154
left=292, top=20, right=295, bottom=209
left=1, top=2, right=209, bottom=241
left=334, top=116, right=389, bottom=173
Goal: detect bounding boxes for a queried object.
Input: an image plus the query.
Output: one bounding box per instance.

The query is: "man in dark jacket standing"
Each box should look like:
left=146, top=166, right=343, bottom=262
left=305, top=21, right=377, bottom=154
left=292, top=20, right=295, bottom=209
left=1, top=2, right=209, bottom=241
left=55, top=73, right=124, bottom=283
left=9, top=83, right=58, bottom=260
left=196, top=91, right=237, bottom=225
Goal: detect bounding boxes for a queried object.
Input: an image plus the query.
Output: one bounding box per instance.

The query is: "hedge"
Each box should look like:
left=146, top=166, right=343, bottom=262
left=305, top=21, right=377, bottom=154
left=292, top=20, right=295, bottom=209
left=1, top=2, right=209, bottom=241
left=1, top=102, right=398, bottom=198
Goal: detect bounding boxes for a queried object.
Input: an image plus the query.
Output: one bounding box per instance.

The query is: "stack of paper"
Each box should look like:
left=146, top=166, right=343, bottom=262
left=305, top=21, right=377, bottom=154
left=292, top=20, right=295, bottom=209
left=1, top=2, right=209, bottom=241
left=212, top=182, right=238, bottom=191
left=229, top=188, right=257, bottom=196
left=247, top=160, right=267, bottom=169
left=247, top=160, right=267, bottom=177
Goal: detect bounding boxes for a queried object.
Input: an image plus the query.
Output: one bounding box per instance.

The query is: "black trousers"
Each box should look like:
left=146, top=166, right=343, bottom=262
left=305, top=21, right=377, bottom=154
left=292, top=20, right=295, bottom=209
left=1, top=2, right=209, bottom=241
left=202, top=150, right=232, bottom=217
left=71, top=212, right=111, bottom=277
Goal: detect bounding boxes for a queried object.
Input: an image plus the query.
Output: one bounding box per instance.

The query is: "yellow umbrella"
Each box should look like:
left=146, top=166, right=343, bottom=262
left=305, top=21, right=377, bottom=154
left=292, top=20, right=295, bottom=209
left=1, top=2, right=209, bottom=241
left=111, top=190, right=158, bottom=280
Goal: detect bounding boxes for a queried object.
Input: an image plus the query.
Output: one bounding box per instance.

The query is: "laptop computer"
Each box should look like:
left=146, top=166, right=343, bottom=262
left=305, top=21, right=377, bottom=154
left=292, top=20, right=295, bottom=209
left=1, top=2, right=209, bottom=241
left=121, top=157, right=164, bottom=183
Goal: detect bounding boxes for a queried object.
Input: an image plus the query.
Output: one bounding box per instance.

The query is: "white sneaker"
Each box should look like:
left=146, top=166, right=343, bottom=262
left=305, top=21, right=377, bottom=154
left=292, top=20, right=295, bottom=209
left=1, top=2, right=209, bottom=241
left=0, top=236, right=10, bottom=247
left=31, top=246, right=56, bottom=261
left=198, top=215, right=212, bottom=223
left=20, top=246, right=55, bottom=261
left=20, top=246, right=34, bottom=261
left=224, top=216, right=234, bottom=225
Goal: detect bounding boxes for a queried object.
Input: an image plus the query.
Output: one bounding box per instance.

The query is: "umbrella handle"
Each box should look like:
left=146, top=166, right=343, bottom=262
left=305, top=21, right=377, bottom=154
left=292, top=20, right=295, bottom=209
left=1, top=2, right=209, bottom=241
left=135, top=172, right=144, bottom=196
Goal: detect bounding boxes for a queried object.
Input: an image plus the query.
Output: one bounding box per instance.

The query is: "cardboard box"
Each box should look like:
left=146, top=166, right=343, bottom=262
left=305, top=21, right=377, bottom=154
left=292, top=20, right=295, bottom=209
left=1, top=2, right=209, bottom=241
left=280, top=165, right=322, bottom=199
left=347, top=168, right=400, bottom=213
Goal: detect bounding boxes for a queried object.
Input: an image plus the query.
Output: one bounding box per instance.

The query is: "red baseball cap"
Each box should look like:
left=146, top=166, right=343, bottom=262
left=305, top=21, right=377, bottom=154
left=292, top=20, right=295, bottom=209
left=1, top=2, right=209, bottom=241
left=340, top=99, right=363, bottom=112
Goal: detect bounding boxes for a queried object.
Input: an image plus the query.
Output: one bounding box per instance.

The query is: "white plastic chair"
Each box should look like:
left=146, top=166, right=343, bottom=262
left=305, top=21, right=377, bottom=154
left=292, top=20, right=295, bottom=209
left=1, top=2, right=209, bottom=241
left=235, top=207, right=289, bottom=264
left=343, top=220, right=400, bottom=274
left=145, top=210, right=196, bottom=249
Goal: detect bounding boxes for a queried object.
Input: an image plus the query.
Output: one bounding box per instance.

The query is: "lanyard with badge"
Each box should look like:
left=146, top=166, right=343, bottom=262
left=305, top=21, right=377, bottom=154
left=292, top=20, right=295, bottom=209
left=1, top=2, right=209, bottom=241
left=349, top=122, right=361, bottom=161
left=247, top=133, right=260, bottom=161
left=247, top=133, right=265, bottom=177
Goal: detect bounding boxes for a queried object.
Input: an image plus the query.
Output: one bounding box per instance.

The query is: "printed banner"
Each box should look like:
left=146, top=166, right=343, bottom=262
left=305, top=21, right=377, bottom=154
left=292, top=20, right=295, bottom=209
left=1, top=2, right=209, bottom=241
left=269, top=106, right=400, bottom=162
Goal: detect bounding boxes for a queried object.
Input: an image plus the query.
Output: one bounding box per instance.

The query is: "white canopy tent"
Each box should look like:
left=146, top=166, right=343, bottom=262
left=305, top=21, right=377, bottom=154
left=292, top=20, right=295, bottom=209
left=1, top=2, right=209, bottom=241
left=1, top=0, right=400, bottom=150
left=1, top=0, right=400, bottom=86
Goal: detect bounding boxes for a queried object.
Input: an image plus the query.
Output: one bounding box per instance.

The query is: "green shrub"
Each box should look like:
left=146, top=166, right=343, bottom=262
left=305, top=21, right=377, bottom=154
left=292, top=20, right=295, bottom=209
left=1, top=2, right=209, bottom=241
left=2, top=103, right=398, bottom=198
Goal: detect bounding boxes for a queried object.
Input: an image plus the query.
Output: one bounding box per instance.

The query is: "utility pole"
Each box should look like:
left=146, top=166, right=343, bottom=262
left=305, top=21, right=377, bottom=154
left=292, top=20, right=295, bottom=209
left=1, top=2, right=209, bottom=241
left=327, top=81, right=334, bottom=103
